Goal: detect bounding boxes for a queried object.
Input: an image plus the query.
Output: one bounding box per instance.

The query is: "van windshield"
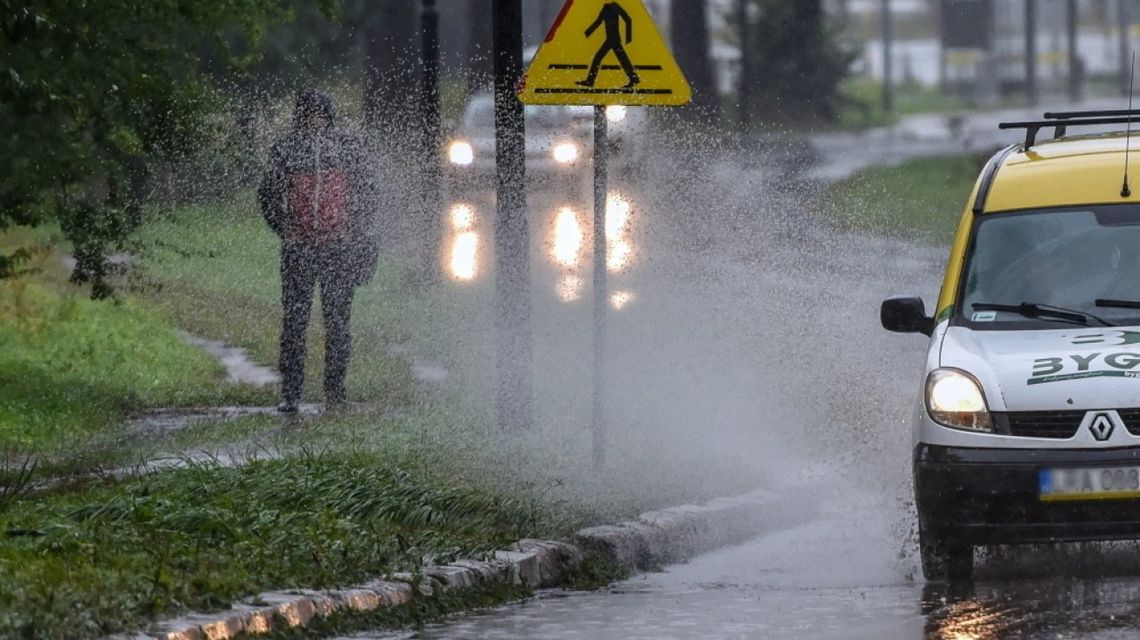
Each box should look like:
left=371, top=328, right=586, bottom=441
left=960, top=205, right=1140, bottom=328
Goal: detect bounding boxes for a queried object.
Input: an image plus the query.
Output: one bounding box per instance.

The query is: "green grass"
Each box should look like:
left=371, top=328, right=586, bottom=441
left=0, top=198, right=583, bottom=638
left=0, top=452, right=543, bottom=638
left=0, top=189, right=772, bottom=637
left=0, top=394, right=741, bottom=638
left=0, top=227, right=264, bottom=459
left=838, top=78, right=972, bottom=130
left=821, top=153, right=987, bottom=242
left=131, top=195, right=420, bottom=408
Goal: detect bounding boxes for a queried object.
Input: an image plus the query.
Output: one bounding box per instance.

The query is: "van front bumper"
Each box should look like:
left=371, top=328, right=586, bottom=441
left=914, top=444, right=1140, bottom=545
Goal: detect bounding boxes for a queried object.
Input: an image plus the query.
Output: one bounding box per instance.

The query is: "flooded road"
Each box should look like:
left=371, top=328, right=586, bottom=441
left=353, top=146, right=1140, bottom=638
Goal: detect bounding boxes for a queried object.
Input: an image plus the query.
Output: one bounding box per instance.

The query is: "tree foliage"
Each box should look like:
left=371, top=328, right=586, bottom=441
left=0, top=0, right=322, bottom=293
left=741, top=0, right=855, bottom=125
left=670, top=0, right=719, bottom=119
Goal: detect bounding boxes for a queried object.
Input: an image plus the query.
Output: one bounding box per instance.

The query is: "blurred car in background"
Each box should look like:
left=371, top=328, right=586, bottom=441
left=445, top=92, right=649, bottom=193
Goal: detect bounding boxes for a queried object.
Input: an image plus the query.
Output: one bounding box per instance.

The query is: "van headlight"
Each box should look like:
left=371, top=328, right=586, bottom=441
left=449, top=141, right=474, bottom=166
left=552, top=142, right=579, bottom=164
left=925, top=368, right=993, bottom=432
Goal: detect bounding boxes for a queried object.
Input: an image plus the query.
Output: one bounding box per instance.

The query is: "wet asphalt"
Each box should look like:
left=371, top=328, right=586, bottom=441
left=355, top=490, right=1140, bottom=639
left=348, top=134, right=1140, bottom=639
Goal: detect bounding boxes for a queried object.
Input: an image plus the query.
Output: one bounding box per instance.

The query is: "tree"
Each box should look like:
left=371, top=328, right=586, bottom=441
left=0, top=0, right=321, bottom=294
left=465, top=0, right=495, bottom=93
left=363, top=0, right=420, bottom=136
left=742, top=0, right=853, bottom=125
left=670, top=0, right=719, bottom=118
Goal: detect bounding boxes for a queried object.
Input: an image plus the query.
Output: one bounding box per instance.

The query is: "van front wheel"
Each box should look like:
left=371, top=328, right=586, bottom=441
left=919, top=528, right=973, bottom=582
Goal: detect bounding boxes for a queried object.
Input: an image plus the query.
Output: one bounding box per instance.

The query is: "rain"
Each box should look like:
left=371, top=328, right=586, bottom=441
left=7, top=1, right=1140, bottom=639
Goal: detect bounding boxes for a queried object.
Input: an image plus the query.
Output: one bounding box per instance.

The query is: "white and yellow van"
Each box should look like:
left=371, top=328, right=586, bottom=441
left=883, top=110, right=1140, bottom=581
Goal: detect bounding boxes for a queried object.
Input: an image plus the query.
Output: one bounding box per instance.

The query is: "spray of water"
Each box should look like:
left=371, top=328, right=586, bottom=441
left=150, top=61, right=943, bottom=569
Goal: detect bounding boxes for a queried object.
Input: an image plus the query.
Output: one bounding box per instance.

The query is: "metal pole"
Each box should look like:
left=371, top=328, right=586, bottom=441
left=1066, top=0, right=1080, bottom=102
left=421, top=0, right=442, bottom=282
left=1026, top=0, right=1038, bottom=106
left=882, top=0, right=894, bottom=114
left=492, top=0, right=534, bottom=432
left=592, top=105, right=609, bottom=468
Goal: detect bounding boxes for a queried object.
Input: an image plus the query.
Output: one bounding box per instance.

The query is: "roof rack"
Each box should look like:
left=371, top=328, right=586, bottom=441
left=998, top=109, right=1140, bottom=149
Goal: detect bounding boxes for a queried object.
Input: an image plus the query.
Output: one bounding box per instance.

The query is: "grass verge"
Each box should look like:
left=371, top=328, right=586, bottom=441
left=837, top=78, right=973, bottom=130
left=129, top=194, right=420, bottom=409
left=0, top=226, right=264, bottom=461
left=0, top=197, right=638, bottom=638
left=820, top=153, right=988, bottom=242
left=0, top=452, right=544, bottom=638
left=0, top=189, right=772, bottom=637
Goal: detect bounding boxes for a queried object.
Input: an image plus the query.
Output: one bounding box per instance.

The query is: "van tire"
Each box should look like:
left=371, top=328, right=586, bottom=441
left=919, top=529, right=973, bottom=582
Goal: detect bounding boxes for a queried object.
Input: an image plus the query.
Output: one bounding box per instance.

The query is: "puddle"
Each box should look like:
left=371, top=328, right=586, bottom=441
left=388, top=344, right=450, bottom=384
left=180, top=334, right=449, bottom=388
left=179, top=331, right=281, bottom=387
left=123, top=337, right=444, bottom=439
left=59, top=252, right=133, bottom=272
left=129, top=441, right=288, bottom=475
left=127, top=404, right=322, bottom=437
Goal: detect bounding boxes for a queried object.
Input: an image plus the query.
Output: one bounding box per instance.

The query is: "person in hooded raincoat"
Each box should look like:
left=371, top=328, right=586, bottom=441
left=258, top=89, right=379, bottom=412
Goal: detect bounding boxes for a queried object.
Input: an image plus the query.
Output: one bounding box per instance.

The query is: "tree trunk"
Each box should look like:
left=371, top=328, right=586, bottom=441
left=466, top=0, right=495, bottom=93
left=799, top=0, right=824, bottom=47
left=363, top=0, right=421, bottom=139
left=524, top=0, right=560, bottom=44
left=362, top=1, right=424, bottom=269
left=670, top=0, right=719, bottom=118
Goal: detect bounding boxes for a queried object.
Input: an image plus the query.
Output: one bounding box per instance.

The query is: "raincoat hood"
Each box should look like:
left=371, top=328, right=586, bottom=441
left=292, top=89, right=337, bottom=131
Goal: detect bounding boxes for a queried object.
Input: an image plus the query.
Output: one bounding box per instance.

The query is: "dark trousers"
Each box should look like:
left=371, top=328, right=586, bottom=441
left=279, top=241, right=356, bottom=405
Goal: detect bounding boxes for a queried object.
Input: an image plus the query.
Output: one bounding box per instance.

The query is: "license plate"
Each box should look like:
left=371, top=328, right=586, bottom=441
left=1039, top=466, right=1140, bottom=502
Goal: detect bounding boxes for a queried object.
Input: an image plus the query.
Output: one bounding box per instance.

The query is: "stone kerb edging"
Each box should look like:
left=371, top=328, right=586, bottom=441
left=107, top=539, right=580, bottom=640
left=110, top=489, right=776, bottom=640
left=573, top=488, right=775, bottom=571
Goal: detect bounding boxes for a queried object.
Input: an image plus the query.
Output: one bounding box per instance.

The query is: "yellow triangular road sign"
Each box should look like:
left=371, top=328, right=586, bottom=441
left=519, top=0, right=692, bottom=107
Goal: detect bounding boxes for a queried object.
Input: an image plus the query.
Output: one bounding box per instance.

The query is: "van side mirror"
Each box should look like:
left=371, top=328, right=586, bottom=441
left=881, top=296, right=934, bottom=336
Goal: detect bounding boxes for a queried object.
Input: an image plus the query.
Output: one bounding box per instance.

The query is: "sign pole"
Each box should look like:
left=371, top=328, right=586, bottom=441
left=592, top=104, right=609, bottom=468
left=517, top=0, right=691, bottom=466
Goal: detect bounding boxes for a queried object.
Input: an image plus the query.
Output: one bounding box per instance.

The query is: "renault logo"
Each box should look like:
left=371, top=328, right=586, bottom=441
left=1089, top=412, right=1116, bottom=441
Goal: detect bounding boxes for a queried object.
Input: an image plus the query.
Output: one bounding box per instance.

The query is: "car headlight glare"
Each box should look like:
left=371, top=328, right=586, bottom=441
left=449, top=141, right=474, bottom=166
left=553, top=142, right=579, bottom=164
left=925, top=368, right=993, bottom=432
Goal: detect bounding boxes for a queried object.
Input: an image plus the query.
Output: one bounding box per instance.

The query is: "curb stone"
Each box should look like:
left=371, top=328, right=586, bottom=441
left=109, top=489, right=777, bottom=639
left=108, top=540, right=579, bottom=640
left=573, top=488, right=776, bottom=571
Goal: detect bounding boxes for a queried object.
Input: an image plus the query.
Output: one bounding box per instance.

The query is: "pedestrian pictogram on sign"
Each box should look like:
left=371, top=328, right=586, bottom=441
left=578, top=3, right=639, bottom=89
left=518, top=0, right=691, bottom=106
